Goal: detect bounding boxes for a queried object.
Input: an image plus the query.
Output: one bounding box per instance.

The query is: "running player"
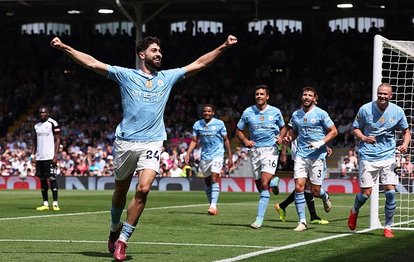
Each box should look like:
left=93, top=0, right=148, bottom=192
left=51, top=34, right=238, bottom=261
left=236, top=84, right=286, bottom=229
left=185, top=104, right=233, bottom=215
left=283, top=86, right=337, bottom=231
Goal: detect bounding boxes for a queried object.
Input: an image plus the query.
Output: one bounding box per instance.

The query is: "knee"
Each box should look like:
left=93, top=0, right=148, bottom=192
left=295, top=184, right=304, bottom=192
left=136, top=185, right=151, bottom=197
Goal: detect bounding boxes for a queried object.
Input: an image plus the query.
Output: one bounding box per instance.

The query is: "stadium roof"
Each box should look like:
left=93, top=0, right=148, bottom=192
left=1, top=0, right=414, bottom=23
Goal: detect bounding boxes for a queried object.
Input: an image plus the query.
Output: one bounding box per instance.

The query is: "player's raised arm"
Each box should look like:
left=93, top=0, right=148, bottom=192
left=184, top=35, right=237, bottom=78
left=50, top=37, right=109, bottom=76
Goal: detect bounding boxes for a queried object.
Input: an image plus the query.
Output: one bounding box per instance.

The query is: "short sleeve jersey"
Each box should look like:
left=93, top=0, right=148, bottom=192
left=291, top=106, right=334, bottom=159
left=108, top=66, right=186, bottom=142
left=237, top=105, right=285, bottom=148
left=34, top=117, right=60, bottom=161
left=353, top=101, right=409, bottom=161
left=192, top=118, right=227, bottom=160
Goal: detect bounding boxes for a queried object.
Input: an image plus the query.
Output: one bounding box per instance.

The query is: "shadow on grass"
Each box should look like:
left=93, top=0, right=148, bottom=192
left=167, top=211, right=207, bottom=215
left=318, top=231, right=414, bottom=262
left=1, top=250, right=172, bottom=261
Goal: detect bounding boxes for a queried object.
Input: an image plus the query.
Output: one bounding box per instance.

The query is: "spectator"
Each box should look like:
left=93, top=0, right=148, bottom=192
left=402, top=155, right=413, bottom=178
left=341, top=157, right=355, bottom=179
left=169, top=162, right=183, bottom=177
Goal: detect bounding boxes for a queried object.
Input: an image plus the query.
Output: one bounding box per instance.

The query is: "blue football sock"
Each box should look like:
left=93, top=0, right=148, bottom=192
left=269, top=176, right=279, bottom=187
left=384, top=190, right=396, bottom=227
left=119, top=222, right=136, bottom=243
left=256, top=190, right=270, bottom=223
left=205, top=184, right=212, bottom=204
left=319, top=187, right=328, bottom=202
left=353, top=192, right=369, bottom=212
left=295, top=191, right=306, bottom=223
left=210, top=182, right=220, bottom=208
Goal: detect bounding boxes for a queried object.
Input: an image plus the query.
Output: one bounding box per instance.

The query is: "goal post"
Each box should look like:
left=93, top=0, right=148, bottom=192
left=371, top=34, right=414, bottom=230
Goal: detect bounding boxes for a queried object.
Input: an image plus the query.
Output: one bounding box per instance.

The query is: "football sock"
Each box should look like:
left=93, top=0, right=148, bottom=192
left=256, top=190, right=270, bottom=222
left=110, top=207, right=124, bottom=231
left=304, top=190, right=318, bottom=220
left=40, top=179, right=49, bottom=202
left=50, top=178, right=58, bottom=201
left=205, top=185, right=212, bottom=204
left=319, top=187, right=329, bottom=202
left=295, top=191, right=306, bottom=222
left=43, top=201, right=49, bottom=206
left=269, top=177, right=278, bottom=187
left=279, top=190, right=295, bottom=210
left=53, top=201, right=58, bottom=207
left=119, top=222, right=136, bottom=243
left=353, top=192, right=369, bottom=213
left=384, top=190, right=396, bottom=227
left=210, top=182, right=220, bottom=208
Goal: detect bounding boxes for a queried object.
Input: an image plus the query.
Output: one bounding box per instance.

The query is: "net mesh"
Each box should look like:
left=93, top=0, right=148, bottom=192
left=378, top=38, right=414, bottom=230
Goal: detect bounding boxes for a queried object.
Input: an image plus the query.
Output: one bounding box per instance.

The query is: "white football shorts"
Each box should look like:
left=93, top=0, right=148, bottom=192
left=113, top=139, right=163, bottom=181
left=359, top=158, right=398, bottom=188
left=250, top=146, right=279, bottom=180
left=294, top=157, right=326, bottom=186
left=200, top=156, right=224, bottom=177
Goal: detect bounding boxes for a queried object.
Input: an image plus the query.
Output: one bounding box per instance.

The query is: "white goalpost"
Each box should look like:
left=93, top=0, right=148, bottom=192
left=371, top=35, right=414, bottom=230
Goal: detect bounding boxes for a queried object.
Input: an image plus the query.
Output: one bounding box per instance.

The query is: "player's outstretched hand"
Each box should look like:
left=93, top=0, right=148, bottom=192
left=225, top=35, right=238, bottom=47
left=50, top=37, right=65, bottom=50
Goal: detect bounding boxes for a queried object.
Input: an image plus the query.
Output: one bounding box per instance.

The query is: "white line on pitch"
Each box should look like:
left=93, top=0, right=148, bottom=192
left=0, top=239, right=275, bottom=249
left=0, top=203, right=258, bottom=221
left=0, top=204, right=209, bottom=221
left=213, top=228, right=375, bottom=262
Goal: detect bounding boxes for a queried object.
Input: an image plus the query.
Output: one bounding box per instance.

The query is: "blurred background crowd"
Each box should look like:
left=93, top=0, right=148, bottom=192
left=1, top=17, right=413, bottom=179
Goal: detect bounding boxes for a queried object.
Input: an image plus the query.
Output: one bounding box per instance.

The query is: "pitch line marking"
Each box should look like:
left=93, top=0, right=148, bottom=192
left=0, top=204, right=209, bottom=221
left=213, top=228, right=374, bottom=262
left=0, top=203, right=352, bottom=221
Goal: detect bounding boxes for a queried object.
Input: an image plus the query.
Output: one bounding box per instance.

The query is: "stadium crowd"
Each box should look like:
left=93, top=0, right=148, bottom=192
left=1, top=21, right=413, bottom=178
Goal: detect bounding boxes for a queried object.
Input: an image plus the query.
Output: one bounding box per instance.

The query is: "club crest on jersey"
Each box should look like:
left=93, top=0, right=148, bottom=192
left=145, top=80, right=153, bottom=89
left=311, top=118, right=316, bottom=123
left=260, top=115, right=264, bottom=121
left=389, top=118, right=394, bottom=123
left=157, top=79, right=164, bottom=87
left=303, top=118, right=307, bottom=123
left=269, top=116, right=274, bottom=120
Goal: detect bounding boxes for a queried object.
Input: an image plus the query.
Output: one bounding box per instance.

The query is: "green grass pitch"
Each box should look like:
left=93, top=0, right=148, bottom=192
left=0, top=190, right=413, bottom=261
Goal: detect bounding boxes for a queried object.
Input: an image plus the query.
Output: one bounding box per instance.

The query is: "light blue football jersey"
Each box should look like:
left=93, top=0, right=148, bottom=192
left=192, top=118, right=227, bottom=160
left=108, top=66, right=185, bottom=142
left=290, top=106, right=334, bottom=159
left=237, top=105, right=285, bottom=148
left=353, top=101, right=409, bottom=161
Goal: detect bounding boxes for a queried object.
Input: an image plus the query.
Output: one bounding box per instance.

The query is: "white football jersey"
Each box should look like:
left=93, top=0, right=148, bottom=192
left=34, top=118, right=60, bottom=160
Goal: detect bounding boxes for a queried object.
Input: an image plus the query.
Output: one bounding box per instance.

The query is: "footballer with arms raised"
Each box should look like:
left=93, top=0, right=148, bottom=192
left=50, top=34, right=237, bottom=261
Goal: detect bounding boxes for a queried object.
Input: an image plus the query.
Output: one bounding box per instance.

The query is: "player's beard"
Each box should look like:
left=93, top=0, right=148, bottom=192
left=302, top=100, right=314, bottom=110
left=145, top=57, right=161, bottom=71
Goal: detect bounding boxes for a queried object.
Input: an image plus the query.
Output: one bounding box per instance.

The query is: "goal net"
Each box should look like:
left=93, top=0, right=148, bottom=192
left=371, top=35, right=414, bottom=230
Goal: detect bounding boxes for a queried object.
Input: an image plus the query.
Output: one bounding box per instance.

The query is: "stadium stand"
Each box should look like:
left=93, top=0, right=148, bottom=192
left=1, top=0, right=414, bottom=177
